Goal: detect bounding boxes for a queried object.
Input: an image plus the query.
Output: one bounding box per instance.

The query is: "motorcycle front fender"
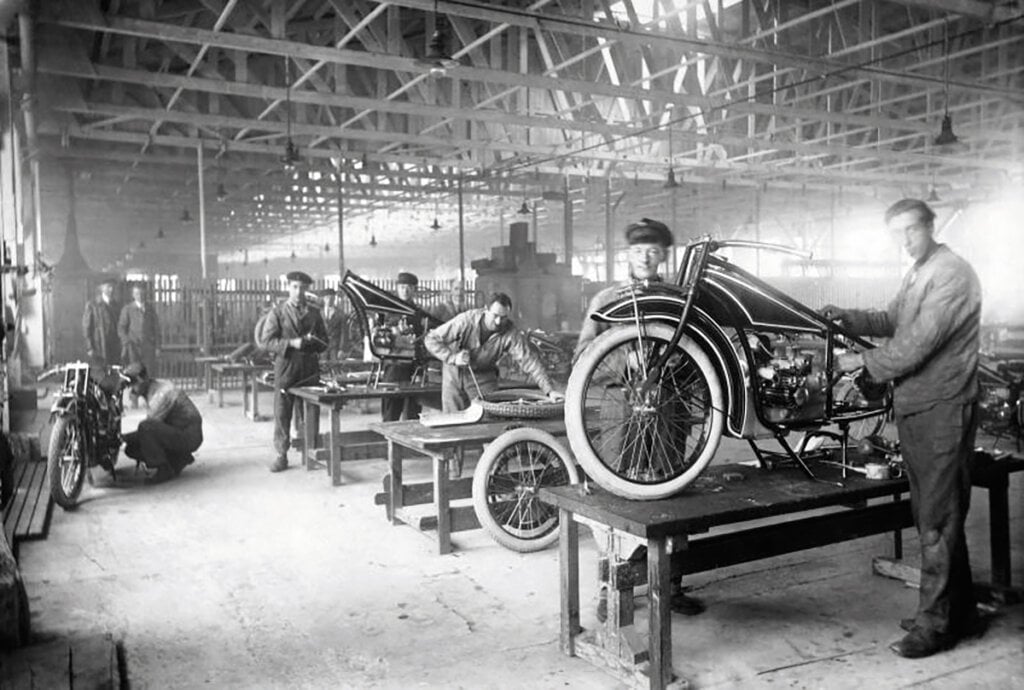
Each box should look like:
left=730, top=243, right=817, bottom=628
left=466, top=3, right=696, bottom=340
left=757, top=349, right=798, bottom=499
left=590, top=294, right=749, bottom=438
left=49, top=395, right=77, bottom=418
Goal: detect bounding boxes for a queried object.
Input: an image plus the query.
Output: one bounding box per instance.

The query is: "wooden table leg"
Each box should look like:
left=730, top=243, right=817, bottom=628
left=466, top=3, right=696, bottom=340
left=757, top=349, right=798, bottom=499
left=647, top=537, right=673, bottom=690
left=388, top=441, right=403, bottom=524
left=988, top=472, right=1011, bottom=587
left=434, top=453, right=452, bottom=555
left=302, top=400, right=316, bottom=470
left=205, top=363, right=214, bottom=403
left=892, top=490, right=903, bottom=560
left=216, top=370, right=224, bottom=408
left=559, top=509, right=580, bottom=657
left=251, top=371, right=261, bottom=420
left=243, top=371, right=253, bottom=419
left=330, top=407, right=342, bottom=486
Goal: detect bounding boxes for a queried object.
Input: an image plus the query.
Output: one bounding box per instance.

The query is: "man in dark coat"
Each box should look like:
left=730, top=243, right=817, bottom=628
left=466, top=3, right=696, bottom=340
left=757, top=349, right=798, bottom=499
left=122, top=363, right=203, bottom=484
left=319, top=288, right=347, bottom=359
left=380, top=272, right=425, bottom=422
left=825, top=198, right=982, bottom=659
left=256, top=271, right=328, bottom=472
left=118, top=283, right=161, bottom=377
left=82, top=277, right=121, bottom=368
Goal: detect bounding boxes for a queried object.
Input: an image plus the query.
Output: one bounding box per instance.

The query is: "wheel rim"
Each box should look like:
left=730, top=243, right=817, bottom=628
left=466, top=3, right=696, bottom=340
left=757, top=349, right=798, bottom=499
left=484, top=440, right=568, bottom=539
left=58, top=425, right=84, bottom=495
left=580, top=333, right=715, bottom=485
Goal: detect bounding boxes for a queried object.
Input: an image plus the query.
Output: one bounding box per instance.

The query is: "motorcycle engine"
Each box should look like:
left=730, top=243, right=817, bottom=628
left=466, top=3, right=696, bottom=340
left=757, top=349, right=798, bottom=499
left=752, top=335, right=828, bottom=423
left=979, top=380, right=1023, bottom=438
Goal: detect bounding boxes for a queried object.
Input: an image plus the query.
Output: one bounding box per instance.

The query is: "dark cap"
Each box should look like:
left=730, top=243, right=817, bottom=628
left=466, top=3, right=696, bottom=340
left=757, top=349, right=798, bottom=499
left=317, top=287, right=336, bottom=297
left=285, top=270, right=314, bottom=285
left=625, top=218, right=673, bottom=248
left=124, top=362, right=147, bottom=382
left=396, top=272, right=418, bottom=286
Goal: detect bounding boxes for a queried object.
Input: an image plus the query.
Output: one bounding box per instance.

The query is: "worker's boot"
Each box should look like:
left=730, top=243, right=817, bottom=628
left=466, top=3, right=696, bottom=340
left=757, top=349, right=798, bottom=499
left=269, top=456, right=289, bottom=473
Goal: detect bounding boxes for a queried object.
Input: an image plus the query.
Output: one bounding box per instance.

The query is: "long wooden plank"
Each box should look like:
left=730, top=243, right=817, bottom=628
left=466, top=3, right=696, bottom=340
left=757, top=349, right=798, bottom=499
left=22, top=462, right=53, bottom=541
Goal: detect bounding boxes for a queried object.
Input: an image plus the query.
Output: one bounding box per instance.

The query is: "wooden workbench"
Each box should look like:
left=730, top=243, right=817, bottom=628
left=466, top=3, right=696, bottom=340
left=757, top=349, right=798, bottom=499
left=288, top=384, right=442, bottom=485
left=540, top=453, right=1024, bottom=690
left=369, top=417, right=568, bottom=555
left=208, top=362, right=273, bottom=420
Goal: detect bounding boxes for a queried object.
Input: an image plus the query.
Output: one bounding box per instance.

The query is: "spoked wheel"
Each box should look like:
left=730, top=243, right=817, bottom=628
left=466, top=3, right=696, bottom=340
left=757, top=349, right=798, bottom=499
left=472, top=428, right=579, bottom=552
left=565, top=323, right=724, bottom=500
left=46, top=416, right=87, bottom=510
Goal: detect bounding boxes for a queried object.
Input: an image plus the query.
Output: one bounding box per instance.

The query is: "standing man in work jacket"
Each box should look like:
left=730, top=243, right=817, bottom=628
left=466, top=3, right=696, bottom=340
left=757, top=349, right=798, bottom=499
left=824, top=198, right=982, bottom=659
left=257, top=271, right=328, bottom=473
left=82, top=277, right=121, bottom=369
left=424, top=292, right=564, bottom=413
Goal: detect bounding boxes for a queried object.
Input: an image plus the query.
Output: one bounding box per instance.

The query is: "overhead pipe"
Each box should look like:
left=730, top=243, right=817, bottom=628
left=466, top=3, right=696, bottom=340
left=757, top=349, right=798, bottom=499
left=18, top=1, right=43, bottom=260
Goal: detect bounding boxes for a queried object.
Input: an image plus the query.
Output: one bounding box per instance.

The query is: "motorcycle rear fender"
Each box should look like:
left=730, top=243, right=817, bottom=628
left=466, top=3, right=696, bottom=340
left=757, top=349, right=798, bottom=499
left=590, top=298, right=748, bottom=437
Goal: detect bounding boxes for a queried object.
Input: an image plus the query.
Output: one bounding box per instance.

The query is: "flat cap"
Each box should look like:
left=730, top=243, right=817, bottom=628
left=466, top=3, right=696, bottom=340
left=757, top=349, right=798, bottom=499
left=317, top=287, right=336, bottom=297
left=123, top=362, right=147, bottom=381
left=285, top=270, right=314, bottom=285
left=625, top=218, right=674, bottom=248
left=396, top=271, right=419, bottom=286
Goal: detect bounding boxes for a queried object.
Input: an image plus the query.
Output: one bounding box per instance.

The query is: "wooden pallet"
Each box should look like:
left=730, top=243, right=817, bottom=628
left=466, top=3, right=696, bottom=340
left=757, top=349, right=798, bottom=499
left=2, top=459, right=54, bottom=561
left=0, top=634, right=124, bottom=688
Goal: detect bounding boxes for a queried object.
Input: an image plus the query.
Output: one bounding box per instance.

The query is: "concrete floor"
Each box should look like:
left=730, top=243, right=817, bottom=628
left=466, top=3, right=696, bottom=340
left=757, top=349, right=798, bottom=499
left=17, top=389, right=1024, bottom=689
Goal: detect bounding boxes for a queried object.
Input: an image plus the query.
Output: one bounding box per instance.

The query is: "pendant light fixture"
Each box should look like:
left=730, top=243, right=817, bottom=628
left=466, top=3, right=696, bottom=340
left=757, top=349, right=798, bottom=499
left=664, top=117, right=680, bottom=189
left=156, top=226, right=166, bottom=240
left=417, top=0, right=460, bottom=76
left=281, top=58, right=302, bottom=170
left=369, top=233, right=378, bottom=247
left=431, top=195, right=441, bottom=230
left=934, top=20, right=959, bottom=147
left=180, top=208, right=193, bottom=223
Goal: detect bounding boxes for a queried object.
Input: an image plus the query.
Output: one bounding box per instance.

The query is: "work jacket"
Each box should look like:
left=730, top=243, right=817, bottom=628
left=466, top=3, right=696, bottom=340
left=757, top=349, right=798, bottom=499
left=256, top=300, right=329, bottom=389
left=843, top=244, right=981, bottom=416
left=424, top=308, right=554, bottom=394
left=82, top=298, right=121, bottom=366
left=322, top=304, right=346, bottom=353
left=574, top=275, right=663, bottom=362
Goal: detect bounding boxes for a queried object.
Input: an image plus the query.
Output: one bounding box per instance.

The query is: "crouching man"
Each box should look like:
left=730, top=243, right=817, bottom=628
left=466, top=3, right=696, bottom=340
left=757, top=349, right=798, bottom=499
left=122, top=362, right=204, bottom=483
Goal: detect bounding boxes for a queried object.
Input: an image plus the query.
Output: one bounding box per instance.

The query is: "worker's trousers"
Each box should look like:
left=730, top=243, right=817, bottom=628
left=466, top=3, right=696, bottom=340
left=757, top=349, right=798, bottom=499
left=896, top=400, right=978, bottom=635
left=124, top=418, right=203, bottom=469
left=380, top=361, right=421, bottom=421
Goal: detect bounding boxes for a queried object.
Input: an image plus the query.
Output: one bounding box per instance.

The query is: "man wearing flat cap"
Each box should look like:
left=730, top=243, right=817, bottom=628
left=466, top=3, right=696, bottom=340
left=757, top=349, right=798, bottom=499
left=318, top=287, right=346, bottom=359
left=122, top=362, right=204, bottom=483
left=82, top=277, right=122, bottom=369
left=381, top=271, right=425, bottom=421
left=574, top=218, right=674, bottom=361
left=256, top=271, right=329, bottom=472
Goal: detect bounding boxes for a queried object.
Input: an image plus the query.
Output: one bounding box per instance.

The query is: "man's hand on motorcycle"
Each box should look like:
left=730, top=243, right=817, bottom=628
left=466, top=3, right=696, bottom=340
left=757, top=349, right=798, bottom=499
left=835, top=352, right=865, bottom=373
left=453, top=350, right=471, bottom=366
left=820, top=304, right=849, bottom=324
left=547, top=390, right=565, bottom=402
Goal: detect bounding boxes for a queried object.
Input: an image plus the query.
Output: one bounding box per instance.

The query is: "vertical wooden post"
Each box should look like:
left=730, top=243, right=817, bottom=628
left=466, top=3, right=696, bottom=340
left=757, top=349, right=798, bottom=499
left=458, top=174, right=466, bottom=293
left=197, top=141, right=207, bottom=279
left=562, top=175, right=573, bottom=266
left=336, top=167, right=345, bottom=277
left=604, top=177, right=614, bottom=282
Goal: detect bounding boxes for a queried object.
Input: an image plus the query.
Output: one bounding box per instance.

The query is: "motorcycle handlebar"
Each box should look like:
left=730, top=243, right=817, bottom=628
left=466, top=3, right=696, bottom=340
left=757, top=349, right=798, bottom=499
left=36, top=366, right=64, bottom=382
left=707, top=239, right=813, bottom=261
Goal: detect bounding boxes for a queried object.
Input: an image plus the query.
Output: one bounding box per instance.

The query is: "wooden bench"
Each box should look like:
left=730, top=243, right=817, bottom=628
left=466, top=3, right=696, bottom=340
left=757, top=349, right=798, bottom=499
left=540, top=451, right=1024, bottom=690
left=2, top=458, right=53, bottom=562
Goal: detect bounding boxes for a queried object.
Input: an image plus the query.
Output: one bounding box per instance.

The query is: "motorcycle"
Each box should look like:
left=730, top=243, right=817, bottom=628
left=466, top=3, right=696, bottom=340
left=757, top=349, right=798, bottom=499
left=339, top=271, right=441, bottom=385
left=39, top=362, right=130, bottom=510
left=565, top=235, right=890, bottom=500
left=978, top=357, right=1023, bottom=451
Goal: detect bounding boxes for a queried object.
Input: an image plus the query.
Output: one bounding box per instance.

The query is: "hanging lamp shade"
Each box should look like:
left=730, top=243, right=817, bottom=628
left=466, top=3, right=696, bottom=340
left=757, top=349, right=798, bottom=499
left=216, top=182, right=228, bottom=201
left=430, top=217, right=441, bottom=230
left=934, top=114, right=959, bottom=146
left=180, top=208, right=192, bottom=223
left=517, top=201, right=531, bottom=215
left=664, top=168, right=680, bottom=189
left=927, top=187, right=941, bottom=203
left=369, top=234, right=378, bottom=247
left=155, top=227, right=166, bottom=240
left=281, top=139, right=301, bottom=170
